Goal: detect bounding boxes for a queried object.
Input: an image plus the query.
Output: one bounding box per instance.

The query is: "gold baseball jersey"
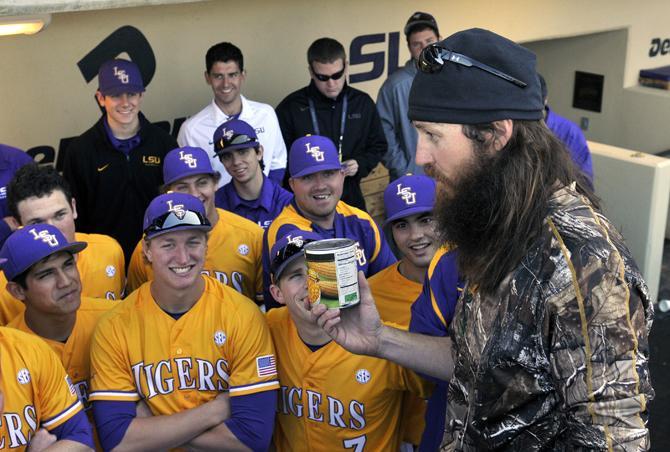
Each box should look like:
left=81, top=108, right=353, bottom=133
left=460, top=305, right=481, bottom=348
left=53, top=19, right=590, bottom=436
left=267, top=307, right=431, bottom=451
left=7, top=297, right=118, bottom=409
left=89, top=276, right=279, bottom=415
left=0, top=231, right=125, bottom=326
left=127, top=208, right=263, bottom=303
left=0, top=327, right=83, bottom=449
left=368, top=263, right=426, bottom=446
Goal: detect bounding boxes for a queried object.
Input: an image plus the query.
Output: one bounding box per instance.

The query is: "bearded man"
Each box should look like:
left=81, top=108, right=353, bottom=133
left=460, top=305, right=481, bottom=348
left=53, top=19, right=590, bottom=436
left=311, top=28, right=654, bottom=451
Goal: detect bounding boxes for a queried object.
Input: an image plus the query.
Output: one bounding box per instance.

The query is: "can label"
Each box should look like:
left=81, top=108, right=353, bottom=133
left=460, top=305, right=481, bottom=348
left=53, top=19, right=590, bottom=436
left=304, top=238, right=360, bottom=309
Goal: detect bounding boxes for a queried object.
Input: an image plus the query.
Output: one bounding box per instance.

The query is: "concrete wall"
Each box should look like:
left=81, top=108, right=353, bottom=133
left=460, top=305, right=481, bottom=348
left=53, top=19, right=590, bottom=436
left=3, top=0, right=670, bottom=159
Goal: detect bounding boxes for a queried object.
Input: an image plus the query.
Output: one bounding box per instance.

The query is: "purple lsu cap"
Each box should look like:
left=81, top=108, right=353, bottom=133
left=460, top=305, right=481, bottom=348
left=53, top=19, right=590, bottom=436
left=163, top=147, right=218, bottom=186
left=213, top=119, right=260, bottom=155
left=98, top=59, right=145, bottom=96
left=270, top=231, right=321, bottom=281
left=289, top=135, right=342, bottom=178
left=0, top=224, right=87, bottom=281
left=143, top=193, right=212, bottom=239
left=383, top=174, right=436, bottom=226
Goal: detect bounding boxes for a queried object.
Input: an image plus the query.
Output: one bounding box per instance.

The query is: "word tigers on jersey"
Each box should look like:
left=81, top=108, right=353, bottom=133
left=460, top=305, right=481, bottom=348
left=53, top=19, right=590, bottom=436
left=278, top=386, right=366, bottom=430
left=201, top=270, right=245, bottom=294
left=0, top=406, right=38, bottom=448
left=131, top=358, right=229, bottom=398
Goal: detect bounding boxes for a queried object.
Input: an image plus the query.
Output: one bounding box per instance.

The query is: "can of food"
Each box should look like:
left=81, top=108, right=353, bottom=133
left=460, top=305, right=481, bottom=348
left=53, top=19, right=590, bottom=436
left=304, top=238, right=360, bottom=309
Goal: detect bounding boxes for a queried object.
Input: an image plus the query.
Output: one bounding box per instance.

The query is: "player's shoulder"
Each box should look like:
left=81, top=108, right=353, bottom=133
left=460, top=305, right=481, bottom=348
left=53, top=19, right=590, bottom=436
left=0, top=325, right=51, bottom=357
left=79, top=296, right=121, bottom=314
left=336, top=201, right=377, bottom=228
left=345, top=85, right=375, bottom=104
left=182, top=102, right=213, bottom=128
left=242, top=96, right=276, bottom=116
left=428, top=246, right=456, bottom=277
left=76, top=232, right=123, bottom=254
left=265, top=306, right=290, bottom=331
left=94, top=286, right=143, bottom=330
left=276, top=86, right=308, bottom=110
left=202, top=276, right=263, bottom=317
left=267, top=204, right=310, bottom=239
left=217, top=208, right=263, bottom=234
left=368, top=262, right=397, bottom=286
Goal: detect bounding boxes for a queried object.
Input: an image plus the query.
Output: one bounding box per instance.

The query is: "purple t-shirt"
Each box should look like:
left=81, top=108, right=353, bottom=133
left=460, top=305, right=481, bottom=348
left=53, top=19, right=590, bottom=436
left=215, top=176, right=292, bottom=229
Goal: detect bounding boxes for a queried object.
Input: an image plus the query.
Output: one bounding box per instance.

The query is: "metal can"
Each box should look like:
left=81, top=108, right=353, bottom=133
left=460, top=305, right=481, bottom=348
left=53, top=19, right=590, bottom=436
left=304, top=238, right=360, bottom=309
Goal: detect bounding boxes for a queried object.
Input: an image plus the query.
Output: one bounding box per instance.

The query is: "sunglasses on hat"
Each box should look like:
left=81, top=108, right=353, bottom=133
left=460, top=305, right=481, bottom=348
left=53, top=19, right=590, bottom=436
left=419, top=44, right=527, bottom=88
left=216, top=133, right=258, bottom=152
left=311, top=65, right=346, bottom=82
left=145, top=209, right=210, bottom=236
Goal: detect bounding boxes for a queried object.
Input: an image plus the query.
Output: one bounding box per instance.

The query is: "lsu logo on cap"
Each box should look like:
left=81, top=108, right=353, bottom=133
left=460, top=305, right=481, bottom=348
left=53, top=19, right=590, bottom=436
left=305, top=143, right=324, bottom=162
left=287, top=235, right=305, bottom=248
left=29, top=227, right=59, bottom=247
left=166, top=200, right=186, bottom=219
left=114, top=66, right=129, bottom=84
left=223, top=128, right=235, bottom=140
left=396, top=183, right=417, bottom=205
left=179, top=150, right=197, bottom=169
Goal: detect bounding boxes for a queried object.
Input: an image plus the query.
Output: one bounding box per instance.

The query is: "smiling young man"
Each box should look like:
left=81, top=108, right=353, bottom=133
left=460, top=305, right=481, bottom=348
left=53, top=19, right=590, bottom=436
left=127, top=146, right=264, bottom=305
left=63, top=58, right=177, bottom=261
left=90, top=192, right=278, bottom=451
left=266, top=231, right=431, bottom=451
left=262, top=135, right=396, bottom=310
left=178, top=42, right=287, bottom=188
left=3, top=224, right=116, bottom=431
left=0, top=164, right=124, bottom=326
left=377, top=12, right=440, bottom=181
left=275, top=37, right=387, bottom=211
left=311, top=28, right=653, bottom=450
left=212, top=119, right=292, bottom=229
left=0, top=224, right=106, bottom=451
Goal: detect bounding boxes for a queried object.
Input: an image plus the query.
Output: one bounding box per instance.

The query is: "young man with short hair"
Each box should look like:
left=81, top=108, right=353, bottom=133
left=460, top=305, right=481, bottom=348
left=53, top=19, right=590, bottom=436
left=263, top=135, right=396, bottom=310
left=377, top=12, right=440, bottom=181
left=63, top=58, right=178, bottom=261
left=0, top=164, right=124, bottom=325
left=178, top=42, right=287, bottom=188
left=127, top=146, right=264, bottom=304
left=4, top=224, right=116, bottom=422
left=213, top=119, right=292, bottom=229
left=276, top=37, right=387, bottom=211
left=90, top=192, right=278, bottom=451
left=267, top=232, right=431, bottom=451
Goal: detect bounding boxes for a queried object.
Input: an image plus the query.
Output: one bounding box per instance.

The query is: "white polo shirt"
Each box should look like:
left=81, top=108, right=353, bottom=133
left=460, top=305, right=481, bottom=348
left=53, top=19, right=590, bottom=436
left=177, top=95, right=287, bottom=187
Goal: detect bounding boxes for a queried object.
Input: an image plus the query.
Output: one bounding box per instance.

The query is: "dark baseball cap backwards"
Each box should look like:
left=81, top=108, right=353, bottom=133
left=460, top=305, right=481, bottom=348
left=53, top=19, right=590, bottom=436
left=404, top=11, right=439, bottom=37
left=270, top=231, right=321, bottom=282
left=408, top=28, right=544, bottom=124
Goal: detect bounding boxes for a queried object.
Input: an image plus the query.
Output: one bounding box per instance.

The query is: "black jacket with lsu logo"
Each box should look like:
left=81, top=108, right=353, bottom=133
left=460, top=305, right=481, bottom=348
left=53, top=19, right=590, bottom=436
left=63, top=113, right=177, bottom=263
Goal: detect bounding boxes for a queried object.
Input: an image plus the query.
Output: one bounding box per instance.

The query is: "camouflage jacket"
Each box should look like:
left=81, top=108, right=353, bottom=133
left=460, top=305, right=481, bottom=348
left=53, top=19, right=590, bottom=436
left=443, top=184, right=654, bottom=451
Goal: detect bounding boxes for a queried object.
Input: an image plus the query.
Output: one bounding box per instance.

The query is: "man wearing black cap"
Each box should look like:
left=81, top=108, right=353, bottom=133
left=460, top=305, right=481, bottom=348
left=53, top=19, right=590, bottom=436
left=312, top=28, right=653, bottom=450
left=377, top=12, right=440, bottom=181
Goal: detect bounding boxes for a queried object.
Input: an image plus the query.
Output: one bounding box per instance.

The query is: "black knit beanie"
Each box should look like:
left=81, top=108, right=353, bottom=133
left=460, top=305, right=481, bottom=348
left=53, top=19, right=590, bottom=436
left=408, top=28, right=544, bottom=124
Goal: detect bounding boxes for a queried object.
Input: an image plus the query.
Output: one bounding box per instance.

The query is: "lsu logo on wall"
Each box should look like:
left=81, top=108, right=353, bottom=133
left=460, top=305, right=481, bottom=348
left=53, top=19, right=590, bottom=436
left=396, top=183, right=416, bottom=205
left=143, top=156, right=161, bottom=166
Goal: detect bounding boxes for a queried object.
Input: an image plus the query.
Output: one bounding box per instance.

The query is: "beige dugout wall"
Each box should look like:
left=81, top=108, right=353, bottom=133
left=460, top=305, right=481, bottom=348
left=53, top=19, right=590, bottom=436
left=3, top=0, right=670, bottom=157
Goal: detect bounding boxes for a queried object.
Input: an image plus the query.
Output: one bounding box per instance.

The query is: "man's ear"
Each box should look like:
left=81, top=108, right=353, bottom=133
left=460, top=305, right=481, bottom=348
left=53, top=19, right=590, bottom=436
left=95, top=91, right=106, bottom=108
left=6, top=281, right=27, bottom=303
left=142, top=239, right=152, bottom=264
left=491, top=119, right=514, bottom=152
left=269, top=283, right=286, bottom=305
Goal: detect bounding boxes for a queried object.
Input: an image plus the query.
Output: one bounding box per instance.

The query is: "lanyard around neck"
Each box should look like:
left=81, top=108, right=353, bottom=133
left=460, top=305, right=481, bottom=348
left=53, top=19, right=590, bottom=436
left=307, top=93, right=348, bottom=162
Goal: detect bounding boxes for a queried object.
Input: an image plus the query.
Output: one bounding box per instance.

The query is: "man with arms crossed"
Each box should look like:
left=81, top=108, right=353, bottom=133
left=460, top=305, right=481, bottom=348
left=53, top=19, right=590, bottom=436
left=267, top=232, right=431, bottom=451
left=312, top=28, right=653, bottom=450
left=0, top=164, right=124, bottom=325
left=178, top=42, right=287, bottom=187
left=90, top=193, right=278, bottom=451
left=377, top=12, right=440, bottom=181
left=127, top=146, right=264, bottom=304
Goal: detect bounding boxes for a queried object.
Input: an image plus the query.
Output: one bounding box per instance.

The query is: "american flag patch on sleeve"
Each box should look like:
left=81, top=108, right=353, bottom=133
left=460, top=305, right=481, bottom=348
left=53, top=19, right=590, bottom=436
left=256, top=355, right=277, bottom=377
